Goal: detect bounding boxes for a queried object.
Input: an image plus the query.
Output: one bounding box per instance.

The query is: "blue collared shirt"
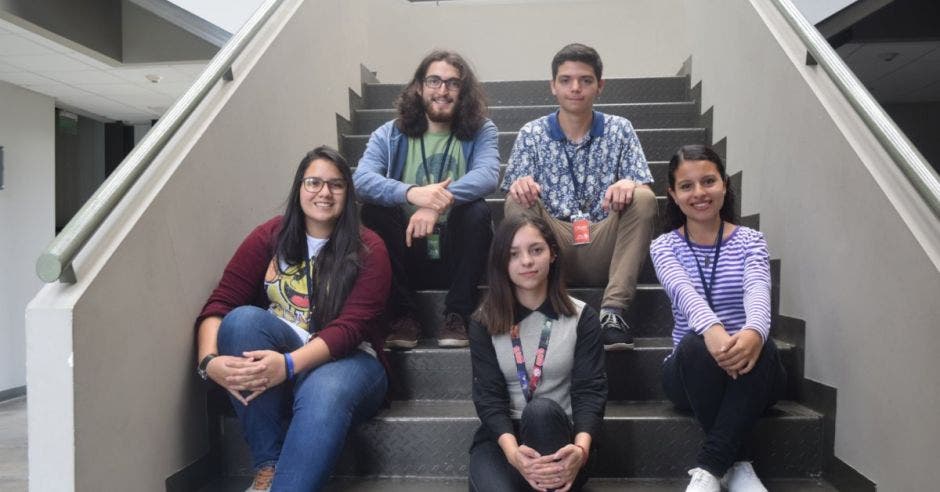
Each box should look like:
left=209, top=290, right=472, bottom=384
left=502, top=111, right=652, bottom=222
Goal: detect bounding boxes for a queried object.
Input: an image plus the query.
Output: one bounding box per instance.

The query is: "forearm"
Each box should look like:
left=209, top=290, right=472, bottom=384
left=497, top=432, right=520, bottom=464
left=196, top=316, right=222, bottom=363
left=289, top=336, right=332, bottom=374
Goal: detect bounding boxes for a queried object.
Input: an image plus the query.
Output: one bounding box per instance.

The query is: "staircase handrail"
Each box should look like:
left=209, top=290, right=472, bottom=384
left=770, top=0, right=940, bottom=219
left=35, top=0, right=286, bottom=283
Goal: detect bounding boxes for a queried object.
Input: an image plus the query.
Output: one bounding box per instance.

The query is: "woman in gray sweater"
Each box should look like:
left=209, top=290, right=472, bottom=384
left=469, top=213, right=608, bottom=492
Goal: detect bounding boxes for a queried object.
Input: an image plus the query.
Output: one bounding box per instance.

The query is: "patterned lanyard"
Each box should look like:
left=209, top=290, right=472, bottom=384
left=419, top=133, right=455, bottom=184
left=683, top=221, right=724, bottom=310
left=509, top=317, right=554, bottom=402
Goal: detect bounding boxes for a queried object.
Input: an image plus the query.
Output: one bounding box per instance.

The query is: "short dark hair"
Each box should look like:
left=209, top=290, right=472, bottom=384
left=551, top=43, right=603, bottom=80
left=395, top=50, right=488, bottom=140
left=473, top=213, right=576, bottom=335
left=664, top=144, right=738, bottom=232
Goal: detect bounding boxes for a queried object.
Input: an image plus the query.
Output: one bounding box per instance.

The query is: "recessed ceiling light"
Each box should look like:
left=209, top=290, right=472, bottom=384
left=145, top=74, right=162, bottom=83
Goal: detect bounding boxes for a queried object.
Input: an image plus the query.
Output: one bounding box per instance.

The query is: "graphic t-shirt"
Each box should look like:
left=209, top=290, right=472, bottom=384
left=264, top=235, right=327, bottom=342
left=402, top=131, right=466, bottom=220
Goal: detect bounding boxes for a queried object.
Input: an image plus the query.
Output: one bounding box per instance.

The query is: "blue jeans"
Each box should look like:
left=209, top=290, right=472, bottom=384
left=217, top=306, right=387, bottom=491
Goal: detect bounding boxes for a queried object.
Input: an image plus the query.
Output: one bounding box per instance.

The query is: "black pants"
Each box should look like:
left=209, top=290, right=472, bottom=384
left=662, top=332, right=787, bottom=477
left=361, top=199, right=491, bottom=319
left=468, top=398, right=590, bottom=492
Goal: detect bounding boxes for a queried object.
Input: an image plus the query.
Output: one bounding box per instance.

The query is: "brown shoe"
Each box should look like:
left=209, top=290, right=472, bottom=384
left=437, top=312, right=470, bottom=348
left=245, top=465, right=275, bottom=492
left=386, top=315, right=420, bottom=349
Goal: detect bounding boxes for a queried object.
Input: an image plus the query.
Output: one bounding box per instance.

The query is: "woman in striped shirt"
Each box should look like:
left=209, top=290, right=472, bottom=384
left=650, top=145, right=786, bottom=492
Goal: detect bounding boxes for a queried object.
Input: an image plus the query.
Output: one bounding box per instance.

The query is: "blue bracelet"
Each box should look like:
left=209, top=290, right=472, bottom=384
left=284, top=352, right=295, bottom=380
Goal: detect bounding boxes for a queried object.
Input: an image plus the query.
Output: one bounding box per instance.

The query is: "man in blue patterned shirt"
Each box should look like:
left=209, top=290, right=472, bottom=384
left=502, top=43, right=657, bottom=350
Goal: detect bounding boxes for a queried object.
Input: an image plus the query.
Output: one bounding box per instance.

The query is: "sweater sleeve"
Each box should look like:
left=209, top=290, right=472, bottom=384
left=742, top=231, right=772, bottom=342
left=470, top=318, right=514, bottom=438
left=650, top=234, right=722, bottom=335
left=195, top=217, right=280, bottom=327
left=571, top=305, right=608, bottom=437
left=353, top=122, right=412, bottom=206
left=316, top=229, right=391, bottom=358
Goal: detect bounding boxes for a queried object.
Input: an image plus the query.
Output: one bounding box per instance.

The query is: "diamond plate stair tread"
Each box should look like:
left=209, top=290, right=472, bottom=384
left=203, top=476, right=838, bottom=491
left=363, top=77, right=692, bottom=108
left=354, top=102, right=700, bottom=134
left=342, top=128, right=707, bottom=163
left=387, top=337, right=799, bottom=401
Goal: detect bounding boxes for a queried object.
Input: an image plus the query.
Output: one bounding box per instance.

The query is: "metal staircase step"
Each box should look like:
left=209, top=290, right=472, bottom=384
left=342, top=128, right=707, bottom=164
left=362, top=77, right=693, bottom=108
left=217, top=400, right=823, bottom=479
left=387, top=338, right=800, bottom=402
left=353, top=102, right=700, bottom=134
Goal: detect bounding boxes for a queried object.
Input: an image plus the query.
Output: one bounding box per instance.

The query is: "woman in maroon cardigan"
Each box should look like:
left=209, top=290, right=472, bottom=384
left=194, top=146, right=391, bottom=492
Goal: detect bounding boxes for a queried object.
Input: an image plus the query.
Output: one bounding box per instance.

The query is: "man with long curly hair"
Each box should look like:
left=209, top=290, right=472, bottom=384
left=354, top=50, right=499, bottom=349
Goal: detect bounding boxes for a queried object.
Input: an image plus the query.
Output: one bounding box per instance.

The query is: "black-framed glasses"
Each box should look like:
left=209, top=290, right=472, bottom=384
left=423, top=76, right=461, bottom=91
left=301, top=177, right=347, bottom=193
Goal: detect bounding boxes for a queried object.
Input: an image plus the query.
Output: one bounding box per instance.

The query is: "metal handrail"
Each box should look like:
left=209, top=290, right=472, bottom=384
left=770, top=0, right=940, bottom=218
left=36, top=0, right=286, bottom=283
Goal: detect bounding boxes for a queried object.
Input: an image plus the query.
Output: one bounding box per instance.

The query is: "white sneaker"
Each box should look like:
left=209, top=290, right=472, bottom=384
left=722, top=461, right=768, bottom=492
left=686, top=467, right=721, bottom=492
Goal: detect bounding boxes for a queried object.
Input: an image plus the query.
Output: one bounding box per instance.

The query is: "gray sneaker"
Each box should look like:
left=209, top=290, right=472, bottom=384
left=600, top=312, right=635, bottom=350
left=437, top=312, right=470, bottom=348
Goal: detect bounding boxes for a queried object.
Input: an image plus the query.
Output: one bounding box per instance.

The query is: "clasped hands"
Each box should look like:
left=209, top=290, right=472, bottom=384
left=508, top=176, right=638, bottom=212
left=510, top=444, right=584, bottom=492
left=205, top=350, right=288, bottom=405
left=405, top=178, right=453, bottom=247
left=703, top=325, right=764, bottom=379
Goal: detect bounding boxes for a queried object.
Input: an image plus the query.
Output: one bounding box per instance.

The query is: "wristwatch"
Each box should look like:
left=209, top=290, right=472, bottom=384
left=197, top=354, right=218, bottom=380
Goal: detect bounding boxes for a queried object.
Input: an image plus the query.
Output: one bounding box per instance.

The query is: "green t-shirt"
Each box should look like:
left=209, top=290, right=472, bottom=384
left=402, top=132, right=466, bottom=220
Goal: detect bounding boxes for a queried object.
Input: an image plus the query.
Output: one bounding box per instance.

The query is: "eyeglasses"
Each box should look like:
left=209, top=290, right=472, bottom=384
left=301, top=177, right=347, bottom=193
left=423, top=76, right=461, bottom=91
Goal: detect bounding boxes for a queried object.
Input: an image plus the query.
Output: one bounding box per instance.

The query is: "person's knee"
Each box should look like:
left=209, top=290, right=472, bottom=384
left=217, top=306, right=267, bottom=350
left=452, top=199, right=493, bottom=231
left=631, top=186, right=657, bottom=220
left=675, top=331, right=710, bottom=363
left=521, top=397, right=565, bottom=422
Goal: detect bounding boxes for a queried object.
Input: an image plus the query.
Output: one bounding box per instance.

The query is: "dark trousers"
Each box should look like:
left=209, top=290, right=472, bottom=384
left=468, top=398, right=590, bottom=492
left=361, top=199, right=492, bottom=319
left=662, top=332, right=787, bottom=477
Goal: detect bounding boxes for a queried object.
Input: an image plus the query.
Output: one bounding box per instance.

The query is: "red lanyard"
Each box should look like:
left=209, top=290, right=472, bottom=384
left=510, top=318, right=554, bottom=402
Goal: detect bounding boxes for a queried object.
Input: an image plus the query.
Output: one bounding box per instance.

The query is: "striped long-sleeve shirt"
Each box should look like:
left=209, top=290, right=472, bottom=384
left=650, top=225, right=772, bottom=349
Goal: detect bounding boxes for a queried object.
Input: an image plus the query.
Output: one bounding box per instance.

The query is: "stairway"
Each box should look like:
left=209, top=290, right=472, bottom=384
left=201, top=76, right=835, bottom=491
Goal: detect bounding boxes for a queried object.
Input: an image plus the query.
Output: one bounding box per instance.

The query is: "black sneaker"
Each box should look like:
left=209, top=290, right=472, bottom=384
left=600, top=312, right=634, bottom=350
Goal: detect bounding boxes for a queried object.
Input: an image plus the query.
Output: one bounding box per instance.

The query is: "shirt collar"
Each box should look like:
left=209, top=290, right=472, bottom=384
left=547, top=110, right=605, bottom=142
left=513, top=298, right=559, bottom=324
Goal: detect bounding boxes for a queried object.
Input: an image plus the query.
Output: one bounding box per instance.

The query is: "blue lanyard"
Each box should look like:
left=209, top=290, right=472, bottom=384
left=419, top=133, right=455, bottom=184
left=562, top=138, right=594, bottom=213
left=509, top=318, right=553, bottom=402
left=683, top=221, right=724, bottom=310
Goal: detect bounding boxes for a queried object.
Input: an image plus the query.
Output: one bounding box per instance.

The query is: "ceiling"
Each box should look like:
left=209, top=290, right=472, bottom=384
left=0, top=16, right=207, bottom=123
left=837, top=40, right=940, bottom=103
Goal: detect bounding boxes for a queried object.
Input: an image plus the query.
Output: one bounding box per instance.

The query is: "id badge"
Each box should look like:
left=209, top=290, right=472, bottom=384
left=571, top=212, right=591, bottom=245
left=427, top=233, right=441, bottom=260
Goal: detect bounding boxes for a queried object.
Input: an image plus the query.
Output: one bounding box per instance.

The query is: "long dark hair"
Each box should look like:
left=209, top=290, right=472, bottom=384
left=664, top=144, right=737, bottom=232
left=395, top=50, right=488, bottom=140
left=275, top=146, right=363, bottom=330
left=474, top=213, right=576, bottom=335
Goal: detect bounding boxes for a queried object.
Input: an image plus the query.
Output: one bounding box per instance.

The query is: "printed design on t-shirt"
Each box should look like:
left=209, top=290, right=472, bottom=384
left=414, top=150, right=457, bottom=186
left=264, top=257, right=313, bottom=331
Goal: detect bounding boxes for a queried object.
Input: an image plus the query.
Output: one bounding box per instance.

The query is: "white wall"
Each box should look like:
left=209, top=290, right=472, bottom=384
left=359, top=0, right=689, bottom=82
left=0, top=81, right=54, bottom=393
left=682, top=0, right=940, bottom=489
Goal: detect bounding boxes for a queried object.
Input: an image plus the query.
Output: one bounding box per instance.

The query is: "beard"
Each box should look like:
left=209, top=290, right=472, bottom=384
left=423, top=96, right=457, bottom=123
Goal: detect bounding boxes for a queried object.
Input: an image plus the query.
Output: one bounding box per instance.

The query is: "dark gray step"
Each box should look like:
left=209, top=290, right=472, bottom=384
left=353, top=102, right=700, bottom=134
left=342, top=128, right=706, bottom=164
left=412, top=285, right=673, bottom=340
left=387, top=338, right=799, bottom=402
left=218, top=400, right=823, bottom=479
left=362, top=77, right=692, bottom=108
left=203, top=476, right=838, bottom=491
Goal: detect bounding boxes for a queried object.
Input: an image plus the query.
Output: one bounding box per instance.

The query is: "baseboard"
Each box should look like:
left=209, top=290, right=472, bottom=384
left=0, top=385, right=25, bottom=403
left=827, top=456, right=877, bottom=491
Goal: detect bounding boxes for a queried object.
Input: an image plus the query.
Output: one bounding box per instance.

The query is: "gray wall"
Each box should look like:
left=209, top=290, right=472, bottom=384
left=683, top=0, right=940, bottom=489
left=121, top=0, right=219, bottom=63
left=0, top=81, right=55, bottom=393
left=0, top=0, right=122, bottom=60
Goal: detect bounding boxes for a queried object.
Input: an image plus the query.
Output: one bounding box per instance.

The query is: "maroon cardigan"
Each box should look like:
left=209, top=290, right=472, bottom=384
left=196, top=216, right=392, bottom=374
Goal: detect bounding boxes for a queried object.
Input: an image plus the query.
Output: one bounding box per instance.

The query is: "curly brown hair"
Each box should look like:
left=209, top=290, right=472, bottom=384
left=395, top=50, right=488, bottom=141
